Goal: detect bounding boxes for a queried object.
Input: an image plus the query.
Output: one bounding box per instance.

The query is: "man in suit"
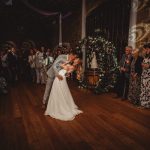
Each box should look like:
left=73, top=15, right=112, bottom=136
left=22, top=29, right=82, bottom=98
left=42, top=51, right=77, bottom=108
left=115, top=46, right=133, bottom=100
left=7, top=47, right=18, bottom=84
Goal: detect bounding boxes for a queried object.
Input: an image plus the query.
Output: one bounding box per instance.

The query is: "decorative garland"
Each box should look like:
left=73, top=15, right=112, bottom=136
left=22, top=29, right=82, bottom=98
left=76, top=36, right=119, bottom=94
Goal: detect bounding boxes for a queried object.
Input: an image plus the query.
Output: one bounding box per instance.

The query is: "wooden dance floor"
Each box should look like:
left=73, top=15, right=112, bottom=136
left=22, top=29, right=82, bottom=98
left=0, top=81, right=150, bottom=150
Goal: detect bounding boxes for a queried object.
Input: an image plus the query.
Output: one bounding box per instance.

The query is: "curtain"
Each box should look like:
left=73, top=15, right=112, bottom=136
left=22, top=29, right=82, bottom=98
left=86, top=0, right=131, bottom=60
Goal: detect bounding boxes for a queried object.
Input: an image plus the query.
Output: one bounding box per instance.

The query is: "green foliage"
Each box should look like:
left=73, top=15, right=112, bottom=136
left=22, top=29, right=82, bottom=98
left=76, top=36, right=119, bottom=94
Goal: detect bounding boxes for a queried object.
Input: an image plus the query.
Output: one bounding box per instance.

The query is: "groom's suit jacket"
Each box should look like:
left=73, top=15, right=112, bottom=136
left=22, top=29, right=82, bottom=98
left=47, top=54, right=67, bottom=79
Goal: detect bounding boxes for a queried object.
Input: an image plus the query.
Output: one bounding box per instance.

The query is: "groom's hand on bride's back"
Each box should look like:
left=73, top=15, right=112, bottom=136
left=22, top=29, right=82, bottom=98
left=57, top=75, right=63, bottom=80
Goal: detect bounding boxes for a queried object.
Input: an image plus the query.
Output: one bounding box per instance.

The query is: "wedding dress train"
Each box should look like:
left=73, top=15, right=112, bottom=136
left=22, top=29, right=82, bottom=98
left=45, top=69, right=82, bottom=121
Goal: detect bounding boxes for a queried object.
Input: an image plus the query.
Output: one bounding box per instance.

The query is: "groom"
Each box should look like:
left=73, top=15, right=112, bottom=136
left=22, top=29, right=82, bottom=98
left=42, top=51, right=77, bottom=108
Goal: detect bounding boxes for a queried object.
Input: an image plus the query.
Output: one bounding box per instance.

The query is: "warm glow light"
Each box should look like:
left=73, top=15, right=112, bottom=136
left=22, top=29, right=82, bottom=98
left=128, top=23, right=150, bottom=42
left=132, top=0, right=149, bottom=12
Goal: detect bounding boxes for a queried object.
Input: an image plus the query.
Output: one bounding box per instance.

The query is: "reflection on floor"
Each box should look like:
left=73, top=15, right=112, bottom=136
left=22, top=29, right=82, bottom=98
left=0, top=81, right=150, bottom=150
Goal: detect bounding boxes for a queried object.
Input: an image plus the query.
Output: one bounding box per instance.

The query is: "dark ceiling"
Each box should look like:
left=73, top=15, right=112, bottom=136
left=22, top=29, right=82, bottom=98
left=0, top=0, right=81, bottom=46
left=24, top=0, right=81, bottom=13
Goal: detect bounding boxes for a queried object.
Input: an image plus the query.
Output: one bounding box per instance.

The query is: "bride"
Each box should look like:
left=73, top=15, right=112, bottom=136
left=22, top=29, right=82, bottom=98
left=45, top=61, right=82, bottom=121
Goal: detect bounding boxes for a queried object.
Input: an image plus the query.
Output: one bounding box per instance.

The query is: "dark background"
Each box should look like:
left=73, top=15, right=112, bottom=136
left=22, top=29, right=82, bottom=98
left=0, top=0, right=81, bottom=48
left=86, top=0, right=131, bottom=59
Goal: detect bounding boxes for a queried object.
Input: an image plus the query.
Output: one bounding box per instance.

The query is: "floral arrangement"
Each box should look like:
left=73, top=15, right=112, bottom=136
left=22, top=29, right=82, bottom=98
left=76, top=36, right=119, bottom=94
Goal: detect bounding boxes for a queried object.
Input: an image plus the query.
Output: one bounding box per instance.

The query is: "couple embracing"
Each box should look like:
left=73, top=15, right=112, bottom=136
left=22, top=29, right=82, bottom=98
left=43, top=51, right=83, bottom=121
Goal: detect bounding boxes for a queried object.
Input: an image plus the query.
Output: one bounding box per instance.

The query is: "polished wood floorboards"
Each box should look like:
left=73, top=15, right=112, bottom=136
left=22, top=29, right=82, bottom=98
left=0, top=81, right=150, bottom=150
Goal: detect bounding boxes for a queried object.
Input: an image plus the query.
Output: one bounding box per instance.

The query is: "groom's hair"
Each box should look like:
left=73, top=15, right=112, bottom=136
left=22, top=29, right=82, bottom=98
left=69, top=51, right=78, bottom=57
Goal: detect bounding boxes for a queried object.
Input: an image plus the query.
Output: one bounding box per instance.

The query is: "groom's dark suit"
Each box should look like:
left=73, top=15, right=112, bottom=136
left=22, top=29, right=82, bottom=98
left=43, top=54, right=68, bottom=104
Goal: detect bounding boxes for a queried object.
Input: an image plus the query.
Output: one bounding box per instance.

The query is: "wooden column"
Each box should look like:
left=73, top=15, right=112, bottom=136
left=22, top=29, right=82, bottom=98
left=128, top=0, right=138, bottom=48
left=81, top=0, right=86, bottom=76
left=59, top=13, right=62, bottom=46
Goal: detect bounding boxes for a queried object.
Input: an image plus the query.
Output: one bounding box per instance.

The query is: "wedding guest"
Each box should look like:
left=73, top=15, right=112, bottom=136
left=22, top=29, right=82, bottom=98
left=140, top=44, right=150, bottom=108
left=0, top=57, right=8, bottom=94
left=0, top=75, right=8, bottom=94
left=41, top=46, right=45, bottom=53
left=7, top=47, right=18, bottom=84
left=0, top=50, right=9, bottom=82
left=35, top=48, right=44, bottom=84
left=115, top=46, right=133, bottom=100
left=40, top=47, right=47, bottom=84
left=128, top=48, right=143, bottom=105
left=54, top=47, right=62, bottom=59
left=28, top=49, right=36, bottom=83
left=40, top=53, right=47, bottom=84
left=21, top=48, right=30, bottom=81
left=73, top=57, right=83, bottom=88
left=44, top=49, right=54, bottom=71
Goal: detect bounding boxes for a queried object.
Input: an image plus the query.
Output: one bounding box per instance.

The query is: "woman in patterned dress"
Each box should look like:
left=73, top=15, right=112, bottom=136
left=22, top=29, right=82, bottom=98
left=140, top=44, right=150, bottom=108
left=128, top=49, right=143, bottom=105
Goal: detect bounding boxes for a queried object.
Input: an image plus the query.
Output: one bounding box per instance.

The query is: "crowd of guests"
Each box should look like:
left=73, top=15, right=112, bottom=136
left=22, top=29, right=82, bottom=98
left=0, top=44, right=77, bottom=95
left=115, top=44, right=150, bottom=108
left=0, top=42, right=149, bottom=109
left=0, top=47, right=18, bottom=94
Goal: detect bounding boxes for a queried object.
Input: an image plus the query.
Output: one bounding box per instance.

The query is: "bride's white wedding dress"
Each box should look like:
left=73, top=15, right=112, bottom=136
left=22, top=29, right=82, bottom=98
left=45, top=69, right=82, bottom=121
